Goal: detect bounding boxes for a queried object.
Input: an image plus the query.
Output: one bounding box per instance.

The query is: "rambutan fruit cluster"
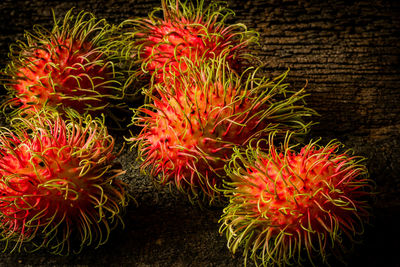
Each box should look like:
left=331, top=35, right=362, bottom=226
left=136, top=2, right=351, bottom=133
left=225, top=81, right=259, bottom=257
left=129, top=56, right=315, bottom=203
left=0, top=108, right=129, bottom=254
left=2, top=9, right=128, bottom=117
left=122, top=0, right=258, bottom=84
left=219, top=133, right=374, bottom=266
left=0, top=0, right=375, bottom=265
left=123, top=6, right=373, bottom=263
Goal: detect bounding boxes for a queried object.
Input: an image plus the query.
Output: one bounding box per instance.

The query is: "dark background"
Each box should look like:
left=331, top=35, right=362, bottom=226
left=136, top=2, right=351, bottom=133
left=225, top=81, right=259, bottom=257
left=0, top=0, right=399, bottom=266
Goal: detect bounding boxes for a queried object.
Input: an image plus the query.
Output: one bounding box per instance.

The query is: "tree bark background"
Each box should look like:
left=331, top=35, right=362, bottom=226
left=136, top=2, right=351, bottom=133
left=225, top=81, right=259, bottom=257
left=0, top=0, right=399, bottom=266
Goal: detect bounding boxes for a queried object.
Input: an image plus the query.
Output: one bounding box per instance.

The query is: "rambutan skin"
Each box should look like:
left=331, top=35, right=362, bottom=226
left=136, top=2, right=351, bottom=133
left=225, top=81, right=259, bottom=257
left=0, top=108, right=129, bottom=254
left=129, top=57, right=315, bottom=203
left=219, top=134, right=374, bottom=266
left=122, top=0, right=258, bottom=84
left=2, top=9, right=127, bottom=117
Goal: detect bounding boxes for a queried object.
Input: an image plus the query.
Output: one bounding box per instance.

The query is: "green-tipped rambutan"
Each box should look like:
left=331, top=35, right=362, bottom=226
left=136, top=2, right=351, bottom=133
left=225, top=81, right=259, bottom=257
left=2, top=9, right=127, bottom=117
left=129, top=57, right=315, bottom=203
left=0, top=108, right=129, bottom=254
left=122, top=0, right=258, bottom=84
left=220, top=133, right=374, bottom=266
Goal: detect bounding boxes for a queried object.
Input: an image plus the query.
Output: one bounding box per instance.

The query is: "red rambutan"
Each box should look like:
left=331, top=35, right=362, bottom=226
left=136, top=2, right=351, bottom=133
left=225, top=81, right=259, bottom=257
left=2, top=9, right=127, bottom=117
left=0, top=108, right=129, bottom=254
left=123, top=0, right=258, bottom=84
left=219, top=133, right=374, bottom=266
left=129, top=57, right=315, bottom=203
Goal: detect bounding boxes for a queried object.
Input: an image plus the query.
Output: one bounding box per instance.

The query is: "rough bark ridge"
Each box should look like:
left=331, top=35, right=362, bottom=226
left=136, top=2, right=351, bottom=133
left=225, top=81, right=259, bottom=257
left=0, top=0, right=399, bottom=266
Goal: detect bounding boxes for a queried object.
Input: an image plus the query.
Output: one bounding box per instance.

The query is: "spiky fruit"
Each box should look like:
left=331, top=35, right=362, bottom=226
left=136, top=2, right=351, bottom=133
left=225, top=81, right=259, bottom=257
left=123, top=0, right=258, bottom=84
left=220, top=134, right=374, bottom=266
left=2, top=9, right=126, bottom=117
left=0, top=108, right=129, bottom=254
left=130, top=57, right=315, bottom=203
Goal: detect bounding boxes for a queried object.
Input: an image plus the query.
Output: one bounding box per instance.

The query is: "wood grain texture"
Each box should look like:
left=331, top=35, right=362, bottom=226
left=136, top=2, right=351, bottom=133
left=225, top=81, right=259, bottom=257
left=0, top=0, right=399, bottom=266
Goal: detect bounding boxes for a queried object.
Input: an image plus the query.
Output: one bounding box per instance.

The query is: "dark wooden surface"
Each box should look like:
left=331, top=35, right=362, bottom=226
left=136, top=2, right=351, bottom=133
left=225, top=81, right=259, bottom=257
left=0, top=0, right=399, bottom=266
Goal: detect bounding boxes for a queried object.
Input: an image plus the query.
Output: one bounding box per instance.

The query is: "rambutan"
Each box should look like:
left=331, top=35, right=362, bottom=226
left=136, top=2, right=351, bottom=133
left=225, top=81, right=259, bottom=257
left=219, top=133, right=374, bottom=266
left=2, top=9, right=127, bottom=117
left=0, top=108, right=129, bottom=254
left=129, top=57, right=315, bottom=203
left=123, top=0, right=258, bottom=84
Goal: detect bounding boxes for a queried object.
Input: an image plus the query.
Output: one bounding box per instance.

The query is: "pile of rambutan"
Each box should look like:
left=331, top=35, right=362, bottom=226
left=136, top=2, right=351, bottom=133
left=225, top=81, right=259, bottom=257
left=124, top=0, right=375, bottom=266
left=0, top=0, right=375, bottom=265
